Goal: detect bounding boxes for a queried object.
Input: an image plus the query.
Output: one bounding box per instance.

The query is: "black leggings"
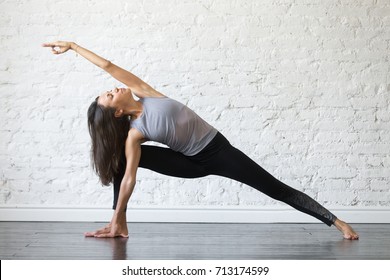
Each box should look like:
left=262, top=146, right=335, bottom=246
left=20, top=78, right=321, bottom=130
left=113, top=132, right=337, bottom=226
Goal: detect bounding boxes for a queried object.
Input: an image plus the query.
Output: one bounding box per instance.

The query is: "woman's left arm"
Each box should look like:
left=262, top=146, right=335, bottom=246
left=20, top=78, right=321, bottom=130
left=43, top=41, right=165, bottom=98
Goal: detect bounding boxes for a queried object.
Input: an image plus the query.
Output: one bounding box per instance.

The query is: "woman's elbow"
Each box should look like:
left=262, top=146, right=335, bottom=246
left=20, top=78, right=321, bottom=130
left=124, top=178, right=136, bottom=188
left=101, top=60, right=112, bottom=71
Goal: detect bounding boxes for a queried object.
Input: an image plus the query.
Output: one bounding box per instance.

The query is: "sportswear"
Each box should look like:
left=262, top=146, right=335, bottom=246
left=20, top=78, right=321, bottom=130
left=131, top=97, right=218, bottom=156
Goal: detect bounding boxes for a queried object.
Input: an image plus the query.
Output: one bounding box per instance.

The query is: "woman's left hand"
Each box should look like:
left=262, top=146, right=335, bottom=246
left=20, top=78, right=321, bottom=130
left=42, top=41, right=74, bottom=55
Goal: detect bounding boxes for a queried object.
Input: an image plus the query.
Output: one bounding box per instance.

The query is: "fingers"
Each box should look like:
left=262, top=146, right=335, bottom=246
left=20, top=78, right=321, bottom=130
left=94, top=233, right=129, bottom=238
left=42, top=43, right=61, bottom=55
left=94, top=233, right=114, bottom=238
left=51, top=49, right=61, bottom=55
left=84, top=222, right=128, bottom=238
left=42, top=41, right=70, bottom=55
left=84, top=226, right=111, bottom=237
left=42, top=43, right=54, bottom=47
left=42, top=41, right=60, bottom=48
left=90, top=229, right=129, bottom=238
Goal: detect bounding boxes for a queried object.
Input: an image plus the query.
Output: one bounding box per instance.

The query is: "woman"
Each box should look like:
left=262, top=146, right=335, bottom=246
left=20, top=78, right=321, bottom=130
left=43, top=41, right=359, bottom=240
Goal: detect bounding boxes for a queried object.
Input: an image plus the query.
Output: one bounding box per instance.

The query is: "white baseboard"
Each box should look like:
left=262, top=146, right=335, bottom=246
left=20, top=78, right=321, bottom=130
left=0, top=206, right=390, bottom=223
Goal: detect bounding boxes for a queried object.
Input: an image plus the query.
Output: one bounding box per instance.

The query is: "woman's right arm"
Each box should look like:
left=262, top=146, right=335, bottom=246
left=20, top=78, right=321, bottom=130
left=93, top=128, right=143, bottom=238
left=42, top=41, right=164, bottom=98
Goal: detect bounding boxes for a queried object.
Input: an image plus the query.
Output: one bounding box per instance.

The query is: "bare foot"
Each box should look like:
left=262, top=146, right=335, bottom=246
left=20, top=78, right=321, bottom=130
left=333, top=219, right=359, bottom=240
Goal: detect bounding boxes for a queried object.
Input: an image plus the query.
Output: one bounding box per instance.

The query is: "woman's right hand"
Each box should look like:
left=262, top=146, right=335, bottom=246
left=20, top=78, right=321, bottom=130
left=84, top=223, right=112, bottom=237
left=42, top=41, right=75, bottom=55
left=84, top=215, right=129, bottom=238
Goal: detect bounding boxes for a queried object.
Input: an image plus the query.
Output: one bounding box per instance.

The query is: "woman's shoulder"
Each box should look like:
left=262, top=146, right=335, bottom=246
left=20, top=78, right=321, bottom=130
left=131, top=86, right=166, bottom=99
left=142, top=95, right=169, bottom=100
left=127, top=127, right=145, bottom=142
left=139, top=94, right=170, bottom=104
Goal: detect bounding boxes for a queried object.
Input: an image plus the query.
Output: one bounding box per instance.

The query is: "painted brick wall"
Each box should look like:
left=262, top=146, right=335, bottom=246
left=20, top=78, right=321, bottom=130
left=1, top=0, right=389, bottom=211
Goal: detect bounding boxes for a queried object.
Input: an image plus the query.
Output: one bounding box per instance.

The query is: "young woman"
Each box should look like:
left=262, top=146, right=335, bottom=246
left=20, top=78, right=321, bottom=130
left=43, top=41, right=359, bottom=240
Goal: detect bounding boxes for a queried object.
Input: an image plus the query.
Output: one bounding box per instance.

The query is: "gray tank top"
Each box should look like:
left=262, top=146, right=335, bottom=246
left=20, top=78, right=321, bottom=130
left=131, top=97, right=218, bottom=156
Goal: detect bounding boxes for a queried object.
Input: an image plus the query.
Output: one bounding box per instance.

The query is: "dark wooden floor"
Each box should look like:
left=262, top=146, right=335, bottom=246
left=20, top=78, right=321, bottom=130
left=0, top=222, right=389, bottom=260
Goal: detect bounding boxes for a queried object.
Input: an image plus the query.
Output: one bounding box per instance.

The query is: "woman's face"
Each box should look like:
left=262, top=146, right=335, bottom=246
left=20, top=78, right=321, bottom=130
left=97, top=87, right=131, bottom=110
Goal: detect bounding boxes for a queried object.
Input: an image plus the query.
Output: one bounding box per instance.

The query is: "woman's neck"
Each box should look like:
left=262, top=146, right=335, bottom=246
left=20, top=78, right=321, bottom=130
left=126, top=99, right=143, bottom=119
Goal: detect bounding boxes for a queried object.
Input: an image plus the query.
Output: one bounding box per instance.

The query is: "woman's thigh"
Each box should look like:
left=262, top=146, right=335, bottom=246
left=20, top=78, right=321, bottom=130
left=139, top=145, right=208, bottom=178
left=204, top=144, right=291, bottom=199
left=113, top=145, right=209, bottom=209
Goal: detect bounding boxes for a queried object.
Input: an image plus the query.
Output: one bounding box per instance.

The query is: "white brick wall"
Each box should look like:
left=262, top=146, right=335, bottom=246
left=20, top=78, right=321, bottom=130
left=1, top=0, right=389, bottom=217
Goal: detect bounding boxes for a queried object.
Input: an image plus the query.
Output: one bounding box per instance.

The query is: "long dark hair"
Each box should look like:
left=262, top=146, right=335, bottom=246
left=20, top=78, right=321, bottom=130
left=87, top=97, right=130, bottom=186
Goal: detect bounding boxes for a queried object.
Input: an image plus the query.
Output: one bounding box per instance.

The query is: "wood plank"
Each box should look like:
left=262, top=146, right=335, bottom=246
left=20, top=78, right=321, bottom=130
left=0, top=222, right=389, bottom=259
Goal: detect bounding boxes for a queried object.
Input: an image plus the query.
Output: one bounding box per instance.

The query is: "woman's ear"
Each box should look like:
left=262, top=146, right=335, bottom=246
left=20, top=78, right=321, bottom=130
left=114, top=109, right=124, bottom=118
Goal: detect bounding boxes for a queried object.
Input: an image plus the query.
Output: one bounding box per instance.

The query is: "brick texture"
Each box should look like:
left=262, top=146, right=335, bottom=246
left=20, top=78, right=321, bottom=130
left=0, top=0, right=389, bottom=209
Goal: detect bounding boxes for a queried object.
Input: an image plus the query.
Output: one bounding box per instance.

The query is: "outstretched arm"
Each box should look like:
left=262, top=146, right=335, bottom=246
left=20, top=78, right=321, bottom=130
left=42, top=41, right=164, bottom=98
